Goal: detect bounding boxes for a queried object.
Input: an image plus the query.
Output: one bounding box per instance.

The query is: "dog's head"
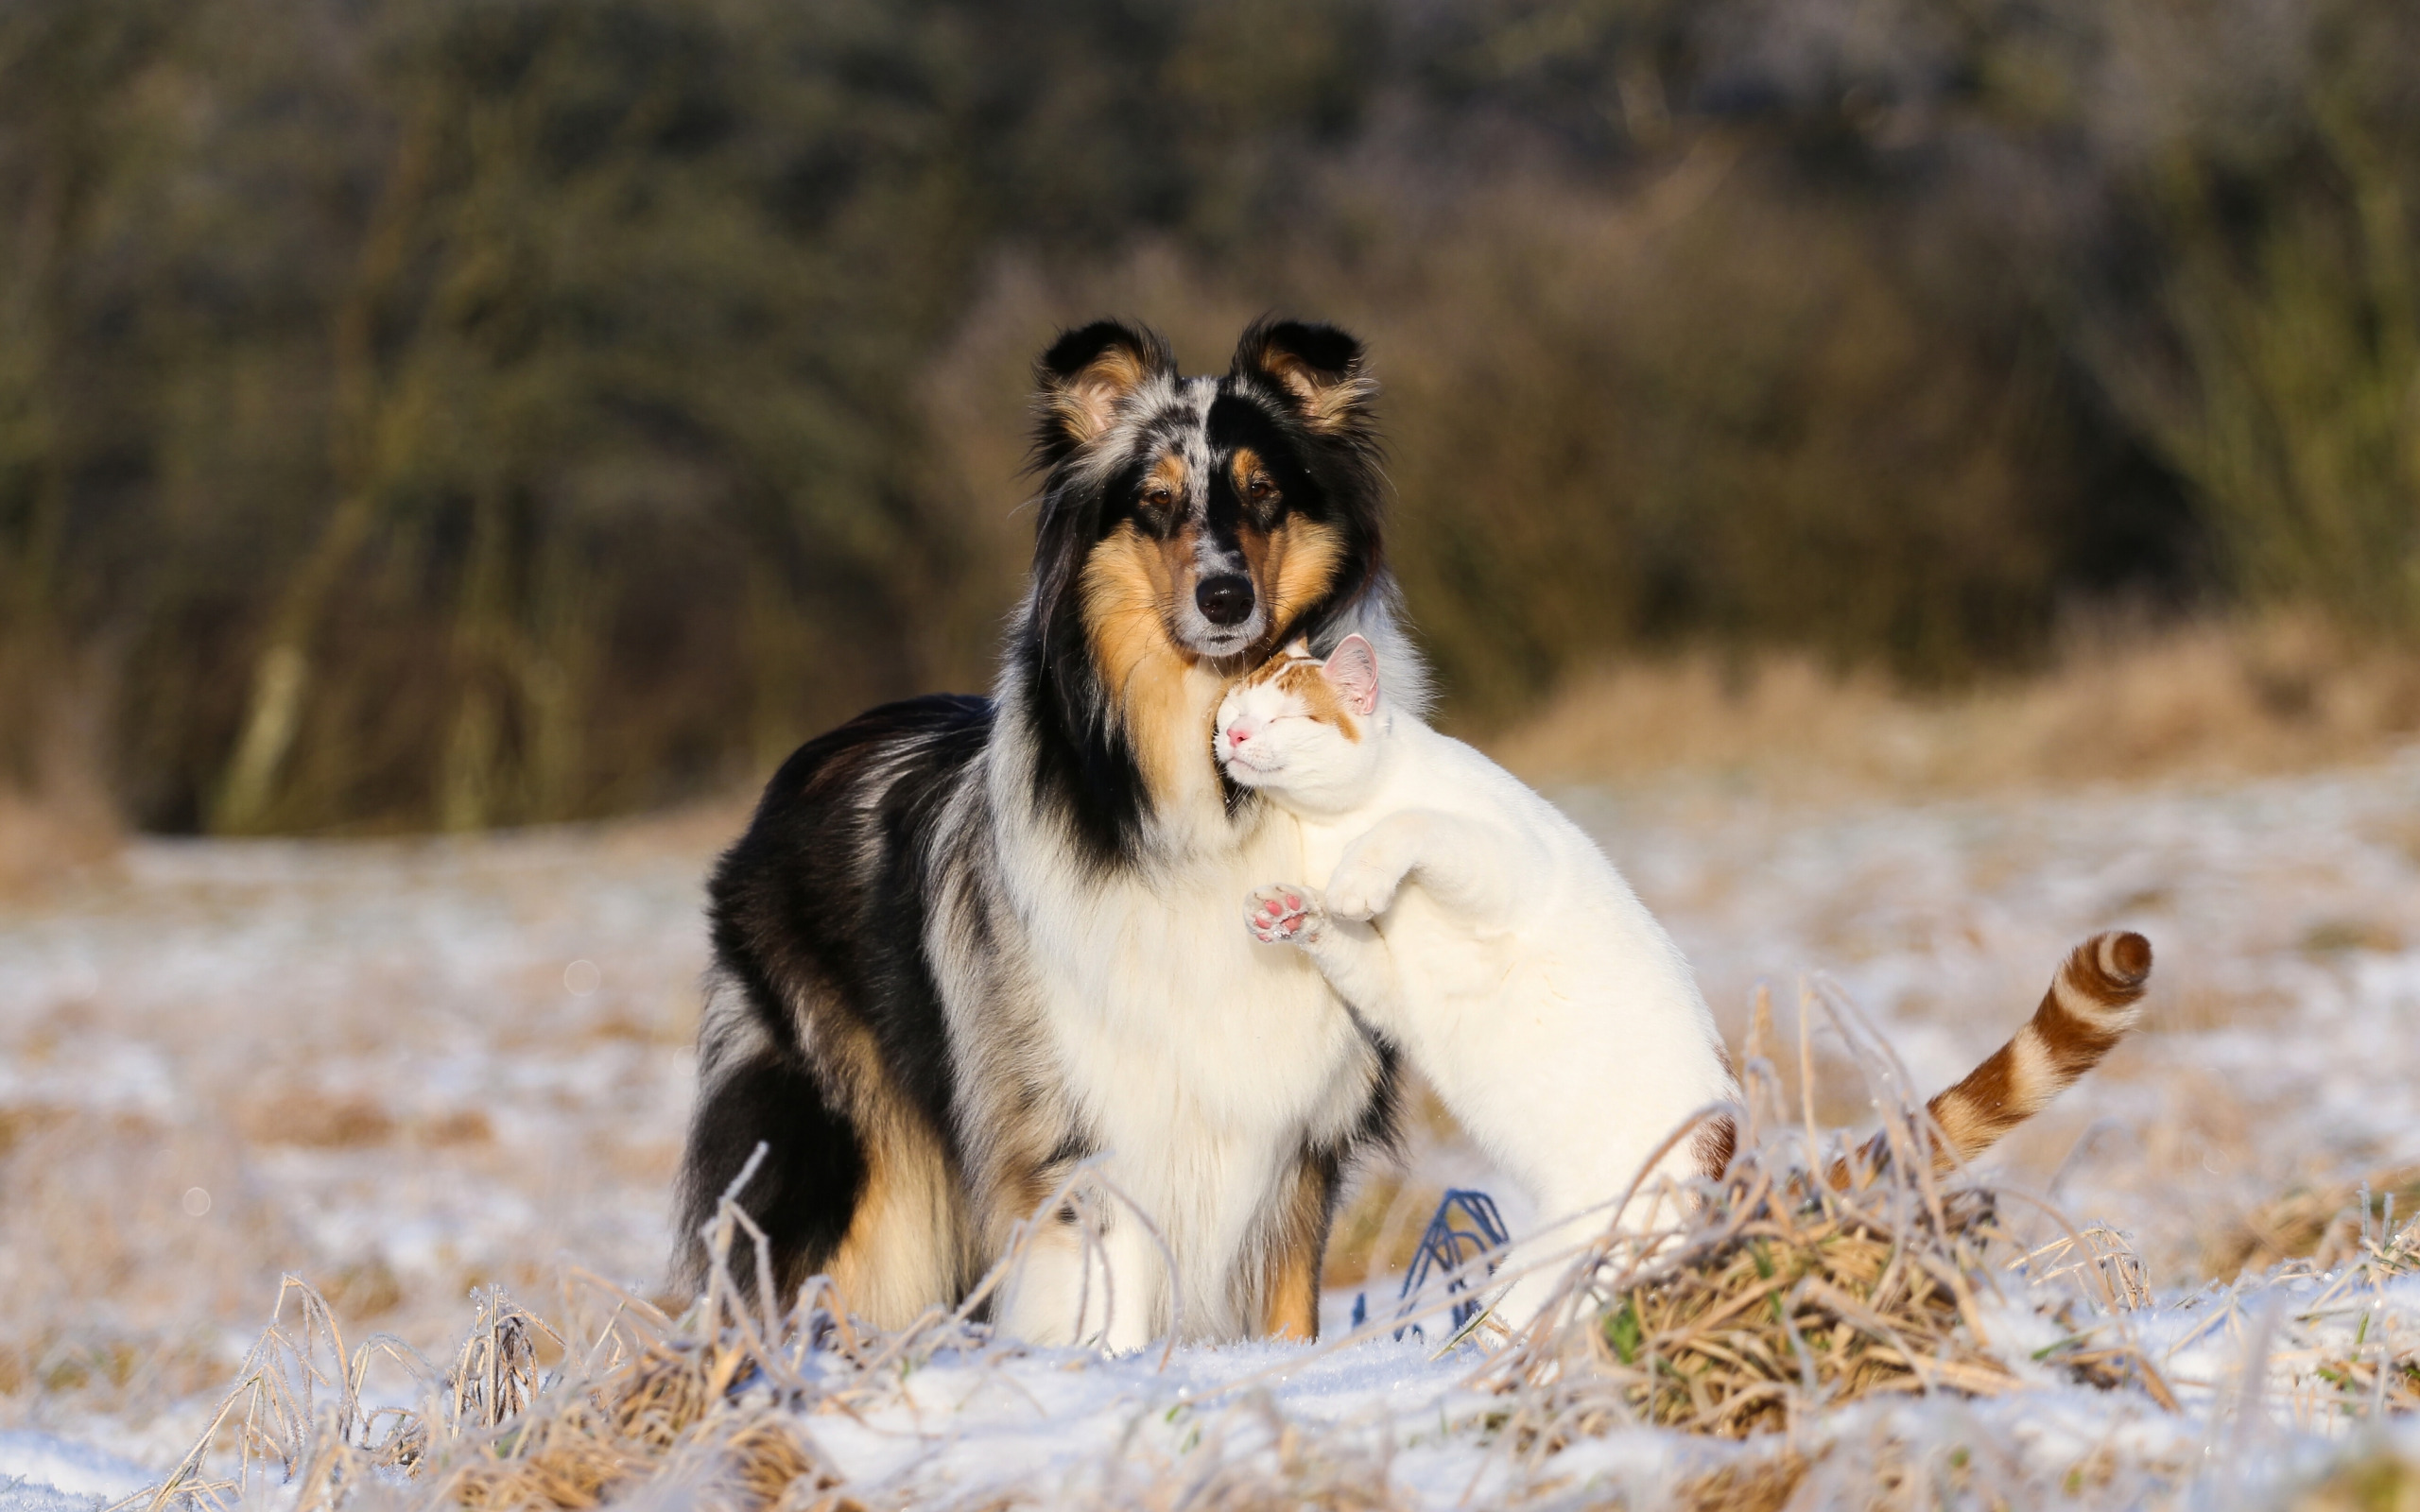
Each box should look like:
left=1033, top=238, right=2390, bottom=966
left=1028, top=318, right=1384, bottom=670
left=1018, top=317, right=1389, bottom=862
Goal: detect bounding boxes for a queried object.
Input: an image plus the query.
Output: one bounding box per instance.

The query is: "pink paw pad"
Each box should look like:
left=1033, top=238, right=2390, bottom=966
left=1244, top=885, right=1317, bottom=945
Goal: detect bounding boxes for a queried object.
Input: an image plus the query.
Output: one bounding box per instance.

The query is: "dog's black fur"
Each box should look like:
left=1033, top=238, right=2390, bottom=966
left=694, top=695, right=991, bottom=1275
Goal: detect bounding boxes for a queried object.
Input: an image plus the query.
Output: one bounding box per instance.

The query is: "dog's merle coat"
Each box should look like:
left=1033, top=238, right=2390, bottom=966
left=675, top=319, right=1416, bottom=1345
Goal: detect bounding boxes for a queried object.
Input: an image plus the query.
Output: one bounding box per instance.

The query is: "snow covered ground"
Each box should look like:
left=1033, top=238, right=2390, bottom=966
left=5, top=751, right=2420, bottom=1505
left=0, top=1431, right=153, bottom=1512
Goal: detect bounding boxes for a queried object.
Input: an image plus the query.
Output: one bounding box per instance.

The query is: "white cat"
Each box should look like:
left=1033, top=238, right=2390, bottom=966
left=1216, top=635, right=1739, bottom=1324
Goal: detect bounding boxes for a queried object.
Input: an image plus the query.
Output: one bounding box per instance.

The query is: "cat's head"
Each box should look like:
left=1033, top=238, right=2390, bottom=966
left=1215, top=634, right=1389, bottom=811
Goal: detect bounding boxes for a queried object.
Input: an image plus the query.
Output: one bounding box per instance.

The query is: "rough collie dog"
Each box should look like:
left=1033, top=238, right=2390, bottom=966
left=672, top=318, right=1419, bottom=1348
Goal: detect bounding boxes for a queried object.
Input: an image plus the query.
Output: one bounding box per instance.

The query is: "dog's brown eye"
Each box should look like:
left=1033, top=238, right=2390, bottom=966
left=1246, top=475, right=1277, bottom=502
left=1145, top=487, right=1173, bottom=509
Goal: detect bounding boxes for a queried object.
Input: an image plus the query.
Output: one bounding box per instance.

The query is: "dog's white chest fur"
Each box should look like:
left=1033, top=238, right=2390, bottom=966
left=987, top=672, right=1374, bottom=1346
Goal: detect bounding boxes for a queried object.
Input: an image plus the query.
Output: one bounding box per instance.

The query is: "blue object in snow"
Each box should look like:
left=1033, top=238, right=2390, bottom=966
left=1350, top=1187, right=1510, bottom=1342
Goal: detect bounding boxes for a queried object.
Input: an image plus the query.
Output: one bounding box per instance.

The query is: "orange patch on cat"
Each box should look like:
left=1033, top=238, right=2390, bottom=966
left=1278, top=660, right=1362, bottom=741
left=1235, top=653, right=1361, bottom=742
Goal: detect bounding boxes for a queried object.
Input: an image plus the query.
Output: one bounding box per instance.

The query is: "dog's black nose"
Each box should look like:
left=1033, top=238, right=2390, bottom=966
left=1196, top=575, right=1255, bottom=627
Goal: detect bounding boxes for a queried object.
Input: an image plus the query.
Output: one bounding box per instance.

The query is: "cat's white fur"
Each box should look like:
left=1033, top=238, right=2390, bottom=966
left=1216, top=635, right=1738, bottom=1324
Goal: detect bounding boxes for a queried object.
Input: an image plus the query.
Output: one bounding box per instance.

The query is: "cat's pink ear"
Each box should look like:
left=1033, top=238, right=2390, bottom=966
left=1321, top=635, right=1381, bottom=714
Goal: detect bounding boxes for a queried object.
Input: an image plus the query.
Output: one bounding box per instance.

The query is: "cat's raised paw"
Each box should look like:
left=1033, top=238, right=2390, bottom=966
left=1245, top=885, right=1322, bottom=946
left=1323, top=873, right=1398, bottom=922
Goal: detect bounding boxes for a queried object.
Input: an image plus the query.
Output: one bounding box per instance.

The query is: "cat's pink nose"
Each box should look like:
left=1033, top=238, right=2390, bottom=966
left=1227, top=726, right=1252, bottom=747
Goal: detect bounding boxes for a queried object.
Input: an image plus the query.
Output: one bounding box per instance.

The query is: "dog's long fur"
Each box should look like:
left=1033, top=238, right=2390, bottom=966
left=673, top=318, right=1418, bottom=1346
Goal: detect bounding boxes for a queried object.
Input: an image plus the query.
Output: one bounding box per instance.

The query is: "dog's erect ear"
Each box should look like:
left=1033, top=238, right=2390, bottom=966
left=1032, top=320, right=1176, bottom=464
left=1320, top=633, right=1381, bottom=714
left=1231, top=318, right=1374, bottom=438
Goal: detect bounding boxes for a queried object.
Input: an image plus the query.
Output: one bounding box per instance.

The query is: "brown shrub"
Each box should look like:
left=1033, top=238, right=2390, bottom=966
left=1490, top=614, right=2420, bottom=799
left=239, top=1090, right=397, bottom=1149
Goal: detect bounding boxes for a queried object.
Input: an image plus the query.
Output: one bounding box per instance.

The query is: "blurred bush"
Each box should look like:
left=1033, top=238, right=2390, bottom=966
left=2076, top=0, right=2420, bottom=632
left=0, top=0, right=2407, bottom=833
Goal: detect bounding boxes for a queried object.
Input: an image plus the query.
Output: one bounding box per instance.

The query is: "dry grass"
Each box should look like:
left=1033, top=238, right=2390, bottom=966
left=2300, top=1222, right=2420, bottom=1416
left=2208, top=1167, right=2420, bottom=1280
left=129, top=1225, right=858, bottom=1512
left=2210, top=1214, right=2420, bottom=1429
left=103, top=976, right=2213, bottom=1512
left=131, top=1155, right=1253, bottom=1512
left=1467, top=983, right=2172, bottom=1458
left=0, top=787, right=119, bottom=899
left=95, top=976, right=2420, bottom=1512
left=1490, top=615, right=2420, bottom=800
left=1533, top=1182, right=2016, bottom=1437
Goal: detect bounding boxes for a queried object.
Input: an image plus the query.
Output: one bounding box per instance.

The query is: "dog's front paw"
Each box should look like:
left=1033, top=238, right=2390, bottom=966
left=1245, top=885, right=1322, bottom=946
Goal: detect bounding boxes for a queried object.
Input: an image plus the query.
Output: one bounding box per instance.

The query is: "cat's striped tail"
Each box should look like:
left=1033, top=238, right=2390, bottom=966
left=1816, top=931, right=2152, bottom=1187
left=1917, top=930, right=2152, bottom=1171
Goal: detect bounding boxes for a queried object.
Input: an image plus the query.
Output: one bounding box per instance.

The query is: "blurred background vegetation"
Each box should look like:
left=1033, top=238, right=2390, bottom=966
left=0, top=0, right=2413, bottom=835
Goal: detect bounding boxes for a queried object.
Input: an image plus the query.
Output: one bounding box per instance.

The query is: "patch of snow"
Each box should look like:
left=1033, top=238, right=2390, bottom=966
left=0, top=1432, right=154, bottom=1510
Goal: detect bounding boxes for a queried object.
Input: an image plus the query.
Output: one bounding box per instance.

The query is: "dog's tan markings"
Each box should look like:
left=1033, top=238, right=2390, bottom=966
left=1080, top=521, right=1200, bottom=806
left=1248, top=515, right=1345, bottom=650
left=1229, top=447, right=1272, bottom=498
left=1143, top=451, right=1187, bottom=513
left=827, top=1125, right=959, bottom=1330
left=1240, top=337, right=1376, bottom=438
left=1253, top=1160, right=1331, bottom=1342
left=808, top=1015, right=968, bottom=1330
left=1045, top=343, right=1157, bottom=449
left=1261, top=1245, right=1320, bottom=1342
